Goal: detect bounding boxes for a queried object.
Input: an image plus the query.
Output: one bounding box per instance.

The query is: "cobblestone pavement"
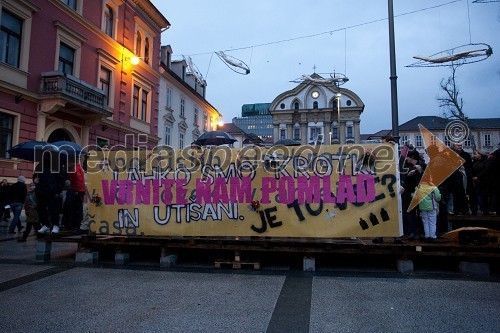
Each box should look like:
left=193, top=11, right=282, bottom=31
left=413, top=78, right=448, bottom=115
left=1, top=220, right=499, bottom=333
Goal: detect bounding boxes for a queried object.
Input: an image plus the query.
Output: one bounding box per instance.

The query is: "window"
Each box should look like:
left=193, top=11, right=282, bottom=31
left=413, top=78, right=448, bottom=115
left=104, top=5, right=114, bottom=37
left=141, top=90, right=148, bottom=121
left=132, top=85, right=140, bottom=118
left=430, top=135, right=437, bottom=146
left=280, top=129, right=286, bottom=140
left=0, top=10, right=22, bottom=68
left=96, top=137, right=109, bottom=148
left=444, top=135, right=451, bottom=147
left=132, top=83, right=150, bottom=121
left=166, top=88, right=172, bottom=108
left=332, top=127, right=338, bottom=139
left=484, top=134, right=491, bottom=146
left=194, top=107, right=198, bottom=126
left=310, top=127, right=321, bottom=141
left=415, top=135, right=423, bottom=148
left=136, top=31, right=142, bottom=57
left=134, top=23, right=153, bottom=67
left=294, top=102, right=299, bottom=110
left=313, top=101, right=318, bottom=109
left=464, top=137, right=471, bottom=147
left=180, top=98, right=185, bottom=117
left=55, top=21, right=83, bottom=76
left=179, top=132, right=185, bottom=148
left=100, top=66, right=111, bottom=106
left=62, top=0, right=77, bottom=10
left=400, top=135, right=408, bottom=146
left=346, top=126, right=353, bottom=138
left=144, top=38, right=150, bottom=64
left=58, top=42, right=74, bottom=74
left=0, top=112, right=14, bottom=159
left=293, top=127, right=300, bottom=140
left=165, top=126, right=171, bottom=146
left=204, top=112, right=208, bottom=130
left=0, top=2, right=34, bottom=84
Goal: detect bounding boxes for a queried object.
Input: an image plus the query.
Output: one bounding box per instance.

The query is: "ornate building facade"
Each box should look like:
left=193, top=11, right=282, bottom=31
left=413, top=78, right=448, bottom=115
left=158, top=46, right=220, bottom=149
left=0, top=0, right=169, bottom=180
left=269, top=74, right=364, bottom=145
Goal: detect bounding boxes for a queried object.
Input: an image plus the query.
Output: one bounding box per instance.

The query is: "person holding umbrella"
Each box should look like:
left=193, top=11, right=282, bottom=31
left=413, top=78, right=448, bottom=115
left=35, top=155, right=66, bottom=234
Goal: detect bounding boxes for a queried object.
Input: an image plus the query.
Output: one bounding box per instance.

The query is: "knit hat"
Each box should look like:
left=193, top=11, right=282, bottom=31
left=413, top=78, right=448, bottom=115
left=18, top=175, right=26, bottom=183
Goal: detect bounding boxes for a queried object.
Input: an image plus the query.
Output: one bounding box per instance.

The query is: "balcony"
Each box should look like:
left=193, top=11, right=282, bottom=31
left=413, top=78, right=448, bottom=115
left=40, top=72, right=112, bottom=117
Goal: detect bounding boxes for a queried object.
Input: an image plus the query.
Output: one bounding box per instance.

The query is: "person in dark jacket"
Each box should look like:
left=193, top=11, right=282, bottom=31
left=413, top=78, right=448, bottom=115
left=0, top=178, right=10, bottom=221
left=452, top=143, right=477, bottom=215
left=34, top=156, right=65, bottom=234
left=17, top=182, right=39, bottom=242
left=8, top=176, right=27, bottom=233
left=472, top=151, right=491, bottom=215
left=486, top=145, right=500, bottom=215
left=401, top=149, right=425, bottom=239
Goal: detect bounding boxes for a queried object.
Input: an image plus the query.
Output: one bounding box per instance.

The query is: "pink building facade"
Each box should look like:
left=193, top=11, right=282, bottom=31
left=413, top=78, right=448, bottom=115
left=0, top=0, right=169, bottom=181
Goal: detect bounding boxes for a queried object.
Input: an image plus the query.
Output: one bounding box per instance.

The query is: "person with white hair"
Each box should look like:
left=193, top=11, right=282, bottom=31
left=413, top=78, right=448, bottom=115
left=8, top=176, right=27, bottom=234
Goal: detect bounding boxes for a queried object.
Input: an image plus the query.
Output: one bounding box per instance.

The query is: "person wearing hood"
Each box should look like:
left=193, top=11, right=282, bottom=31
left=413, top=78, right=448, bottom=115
left=412, top=173, right=441, bottom=241
left=8, top=176, right=27, bottom=234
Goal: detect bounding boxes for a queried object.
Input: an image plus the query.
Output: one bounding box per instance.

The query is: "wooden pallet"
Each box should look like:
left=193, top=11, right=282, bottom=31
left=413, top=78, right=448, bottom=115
left=214, top=260, right=260, bottom=270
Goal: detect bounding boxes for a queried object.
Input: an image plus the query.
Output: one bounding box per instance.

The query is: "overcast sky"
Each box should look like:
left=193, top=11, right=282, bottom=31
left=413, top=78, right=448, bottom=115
left=151, top=0, right=499, bottom=134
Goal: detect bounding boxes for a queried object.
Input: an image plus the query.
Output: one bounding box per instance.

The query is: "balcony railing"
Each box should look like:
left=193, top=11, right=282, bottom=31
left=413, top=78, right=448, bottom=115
left=40, top=71, right=108, bottom=114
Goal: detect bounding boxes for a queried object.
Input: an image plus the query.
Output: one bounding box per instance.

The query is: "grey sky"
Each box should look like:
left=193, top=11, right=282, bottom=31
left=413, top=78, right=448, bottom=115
left=151, top=0, right=499, bottom=134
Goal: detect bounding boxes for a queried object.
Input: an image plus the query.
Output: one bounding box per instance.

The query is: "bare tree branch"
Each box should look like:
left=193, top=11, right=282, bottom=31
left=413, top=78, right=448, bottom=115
left=438, top=63, right=476, bottom=149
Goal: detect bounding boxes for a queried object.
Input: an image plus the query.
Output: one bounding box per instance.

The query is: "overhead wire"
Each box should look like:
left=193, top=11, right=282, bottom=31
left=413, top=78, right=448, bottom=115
left=182, top=0, right=463, bottom=57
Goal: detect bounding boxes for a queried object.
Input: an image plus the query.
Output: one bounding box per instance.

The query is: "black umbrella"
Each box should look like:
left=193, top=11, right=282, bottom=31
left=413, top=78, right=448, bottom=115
left=52, top=141, right=87, bottom=156
left=7, top=140, right=62, bottom=162
left=272, top=139, right=301, bottom=146
left=195, top=131, right=237, bottom=146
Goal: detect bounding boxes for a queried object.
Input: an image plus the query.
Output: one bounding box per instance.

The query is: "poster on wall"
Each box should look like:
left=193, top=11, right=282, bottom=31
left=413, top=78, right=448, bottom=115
left=86, top=143, right=402, bottom=238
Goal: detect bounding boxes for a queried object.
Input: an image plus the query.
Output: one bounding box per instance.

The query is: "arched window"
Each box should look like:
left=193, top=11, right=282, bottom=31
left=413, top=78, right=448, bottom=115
left=313, top=101, right=318, bottom=109
left=104, top=5, right=114, bottom=37
left=294, top=102, right=299, bottom=110
left=144, top=38, right=150, bottom=64
left=136, top=31, right=142, bottom=56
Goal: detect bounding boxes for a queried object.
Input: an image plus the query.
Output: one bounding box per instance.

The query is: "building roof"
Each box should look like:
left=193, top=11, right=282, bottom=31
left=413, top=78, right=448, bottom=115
left=468, top=118, right=500, bottom=129
left=399, top=116, right=500, bottom=131
left=399, top=116, right=449, bottom=131
left=243, top=133, right=264, bottom=144
left=218, top=123, right=247, bottom=135
left=360, top=129, right=392, bottom=140
left=241, top=103, right=271, bottom=117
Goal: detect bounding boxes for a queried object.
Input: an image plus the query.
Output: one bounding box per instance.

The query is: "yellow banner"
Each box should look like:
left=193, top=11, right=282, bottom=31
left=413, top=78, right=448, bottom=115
left=86, top=144, right=402, bottom=237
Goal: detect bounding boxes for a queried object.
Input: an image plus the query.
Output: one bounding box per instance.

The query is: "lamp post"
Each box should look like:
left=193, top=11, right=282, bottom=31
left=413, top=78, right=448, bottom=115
left=335, top=93, right=341, bottom=144
left=329, top=131, right=332, bottom=145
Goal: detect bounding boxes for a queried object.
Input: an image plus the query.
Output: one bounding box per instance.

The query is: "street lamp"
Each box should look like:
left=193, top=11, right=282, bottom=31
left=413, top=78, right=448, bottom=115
left=329, top=131, right=332, bottom=145
left=217, top=118, right=224, bottom=130
left=335, top=93, right=341, bottom=143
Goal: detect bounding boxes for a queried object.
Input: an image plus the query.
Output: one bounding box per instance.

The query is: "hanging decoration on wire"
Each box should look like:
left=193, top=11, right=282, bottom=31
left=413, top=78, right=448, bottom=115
left=406, top=43, right=493, bottom=67
left=290, top=72, right=349, bottom=87
left=184, top=56, right=207, bottom=85
left=215, top=51, right=250, bottom=75
left=472, top=0, right=500, bottom=3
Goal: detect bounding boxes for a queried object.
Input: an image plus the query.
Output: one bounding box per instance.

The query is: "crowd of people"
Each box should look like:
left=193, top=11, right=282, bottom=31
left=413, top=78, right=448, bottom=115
left=0, top=157, right=87, bottom=241
left=399, top=141, right=500, bottom=242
